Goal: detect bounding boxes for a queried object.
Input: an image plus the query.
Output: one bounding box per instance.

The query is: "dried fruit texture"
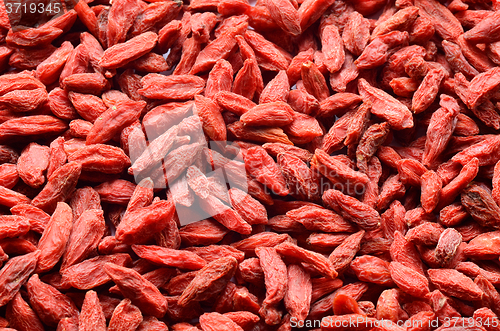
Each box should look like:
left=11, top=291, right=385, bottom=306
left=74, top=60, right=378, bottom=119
left=298, top=0, right=336, bottom=31
left=108, top=299, right=143, bottom=331
left=179, top=219, right=228, bottom=246
left=17, top=143, right=50, bottom=188
left=358, top=78, right=413, bottom=130
left=6, top=292, right=44, bottom=331
left=372, top=6, right=419, bottom=39
left=284, top=264, right=311, bottom=322
left=231, top=232, right=290, bottom=255
left=178, top=257, right=238, bottom=306
left=86, top=99, right=145, bottom=145
left=233, top=58, right=262, bottom=101
left=0, top=145, right=18, bottom=164
left=68, top=92, right=107, bottom=122
left=275, top=241, right=337, bottom=279
left=136, top=316, right=169, bottom=331
left=61, top=254, right=132, bottom=290
left=301, top=61, right=329, bottom=102
left=139, top=74, right=205, bottom=100
left=185, top=245, right=244, bottom=264
left=461, top=184, right=500, bottom=229
left=465, top=67, right=500, bottom=110
left=199, top=195, right=252, bottom=235
left=351, top=255, right=394, bottom=286
left=194, top=95, right=226, bottom=141
left=396, top=156, right=426, bottom=186
left=284, top=111, right=323, bottom=144
left=244, top=146, right=289, bottom=196
left=216, top=91, right=255, bottom=116
left=174, top=37, right=201, bottom=76
left=31, top=162, right=81, bottom=213
left=288, top=204, right=353, bottom=234
left=200, top=312, right=244, bottom=331
left=342, top=11, right=370, bottom=57
left=0, top=216, right=30, bottom=240
left=389, top=261, right=430, bottom=297
left=0, top=115, right=68, bottom=143
left=241, top=102, right=293, bottom=127
left=103, top=263, right=168, bottom=318
left=63, top=72, right=108, bottom=95
left=356, top=122, right=390, bottom=171
left=125, top=178, right=153, bottom=215
left=323, top=189, right=381, bottom=231
left=36, top=202, right=73, bottom=273
left=314, top=148, right=369, bottom=189
left=0, top=87, right=48, bottom=113
left=106, top=0, right=143, bottom=47
left=442, top=40, right=479, bottom=79
left=412, top=67, right=447, bottom=114
left=244, top=30, right=291, bottom=72
left=115, top=200, right=177, bottom=244
left=70, top=187, right=101, bottom=221
left=6, top=26, right=62, bottom=48
left=262, top=0, right=300, bottom=36
left=60, top=209, right=105, bottom=270
left=26, top=274, right=78, bottom=327
left=320, top=111, right=354, bottom=153
left=321, top=25, right=344, bottom=73
left=376, top=288, right=407, bottom=323
left=56, top=317, right=79, bottom=331
left=278, top=153, right=320, bottom=201
left=69, top=120, right=94, bottom=139
left=345, top=101, right=371, bottom=146
left=0, top=251, right=39, bottom=307
left=47, top=137, right=68, bottom=179
left=255, top=247, right=287, bottom=325
left=0, top=186, right=30, bottom=209
left=435, top=228, right=462, bottom=267
left=129, top=124, right=178, bottom=176
left=438, top=157, right=479, bottom=209
left=68, top=144, right=130, bottom=174
left=452, top=136, right=500, bottom=167
left=205, top=60, right=234, bottom=99
left=355, top=31, right=410, bottom=70
left=191, top=22, right=248, bottom=74
left=79, top=291, right=106, bottom=331
left=329, top=230, right=365, bottom=273
left=464, top=231, right=500, bottom=259
left=74, top=2, right=99, bottom=37
left=132, top=244, right=206, bottom=270
left=421, top=170, right=442, bottom=213
left=428, top=269, right=483, bottom=301
left=229, top=188, right=268, bottom=225
left=260, top=70, right=289, bottom=104
left=391, top=231, right=425, bottom=275
left=406, top=222, right=444, bottom=246
left=228, top=121, right=293, bottom=145
left=94, top=179, right=136, bottom=205
left=415, top=0, right=463, bottom=41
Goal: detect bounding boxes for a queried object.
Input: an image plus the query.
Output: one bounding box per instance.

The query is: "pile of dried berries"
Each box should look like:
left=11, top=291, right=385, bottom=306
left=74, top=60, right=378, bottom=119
left=3, top=0, right=500, bottom=330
